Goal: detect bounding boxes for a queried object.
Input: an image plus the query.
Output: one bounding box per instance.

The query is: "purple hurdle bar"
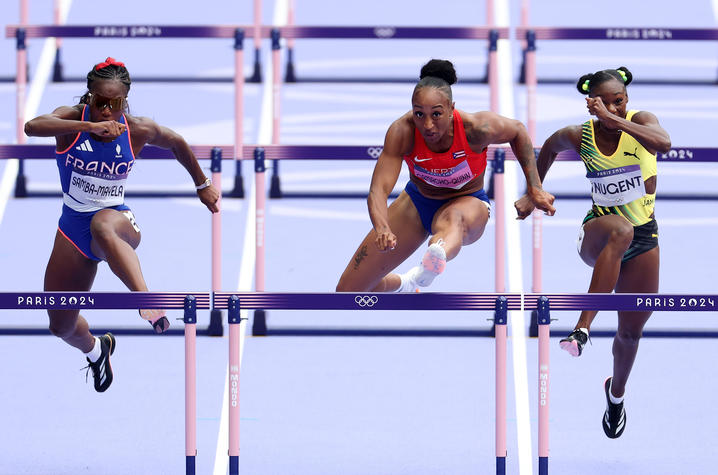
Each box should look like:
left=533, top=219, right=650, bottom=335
left=0, top=291, right=210, bottom=475
left=516, top=27, right=718, bottom=41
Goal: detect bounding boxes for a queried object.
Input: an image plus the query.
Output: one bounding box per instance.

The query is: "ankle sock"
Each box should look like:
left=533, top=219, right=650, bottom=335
left=609, top=379, right=624, bottom=404
left=84, top=337, right=101, bottom=362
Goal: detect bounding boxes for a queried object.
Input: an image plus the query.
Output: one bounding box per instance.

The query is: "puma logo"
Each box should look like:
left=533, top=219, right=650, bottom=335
left=624, top=147, right=639, bottom=160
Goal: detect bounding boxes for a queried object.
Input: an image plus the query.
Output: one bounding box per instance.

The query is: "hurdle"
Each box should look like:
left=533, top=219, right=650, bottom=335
left=0, top=291, right=211, bottom=475
left=214, top=291, right=717, bottom=474
left=243, top=144, right=511, bottom=335
left=517, top=27, right=718, bottom=85
left=215, top=291, right=520, bottom=475
left=526, top=292, right=718, bottom=475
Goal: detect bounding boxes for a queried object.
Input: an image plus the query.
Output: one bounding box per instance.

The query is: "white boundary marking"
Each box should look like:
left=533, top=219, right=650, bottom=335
left=495, top=1, right=533, bottom=474
left=212, top=1, right=289, bottom=473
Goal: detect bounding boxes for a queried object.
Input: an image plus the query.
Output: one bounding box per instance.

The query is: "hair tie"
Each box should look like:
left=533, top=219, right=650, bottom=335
left=581, top=79, right=590, bottom=92
left=616, top=70, right=627, bottom=82
left=95, top=57, right=125, bottom=70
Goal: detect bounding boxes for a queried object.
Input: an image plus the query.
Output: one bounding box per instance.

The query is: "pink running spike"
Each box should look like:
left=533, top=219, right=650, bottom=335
left=559, top=340, right=580, bottom=357
left=421, top=251, right=447, bottom=274
left=413, top=243, right=447, bottom=287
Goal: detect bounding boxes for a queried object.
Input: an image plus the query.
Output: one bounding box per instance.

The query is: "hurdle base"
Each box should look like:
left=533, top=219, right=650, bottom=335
left=207, top=309, right=224, bottom=336
left=14, top=174, right=27, bottom=198
left=539, top=456, right=548, bottom=475
left=249, top=48, right=262, bottom=82
left=229, top=176, right=245, bottom=198
left=230, top=455, right=239, bottom=475
left=252, top=309, right=267, bottom=336
left=53, top=49, right=64, bottom=82
left=496, top=456, right=506, bottom=475
left=529, top=309, right=539, bottom=337
left=269, top=174, right=282, bottom=198
left=186, top=455, right=195, bottom=475
left=285, top=48, right=296, bottom=82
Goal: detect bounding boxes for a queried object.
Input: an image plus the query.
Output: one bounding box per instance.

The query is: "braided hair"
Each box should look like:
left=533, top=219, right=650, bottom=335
left=413, top=59, right=457, bottom=102
left=79, top=57, right=131, bottom=104
left=576, top=66, right=633, bottom=95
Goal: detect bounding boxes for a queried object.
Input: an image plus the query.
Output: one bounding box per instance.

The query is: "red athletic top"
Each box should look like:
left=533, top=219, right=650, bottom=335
left=403, top=112, right=487, bottom=190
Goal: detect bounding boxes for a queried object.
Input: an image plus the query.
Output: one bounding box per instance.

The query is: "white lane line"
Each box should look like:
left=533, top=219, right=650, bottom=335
left=212, top=1, right=289, bottom=473
left=0, top=0, right=72, bottom=227
left=495, top=0, right=533, bottom=474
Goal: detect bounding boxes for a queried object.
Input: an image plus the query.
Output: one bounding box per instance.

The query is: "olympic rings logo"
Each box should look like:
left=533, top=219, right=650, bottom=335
left=374, top=27, right=396, bottom=38
left=366, top=147, right=383, bottom=159
left=354, top=295, right=379, bottom=307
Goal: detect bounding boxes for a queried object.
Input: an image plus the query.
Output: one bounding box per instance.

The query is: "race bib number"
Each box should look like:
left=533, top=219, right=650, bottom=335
left=414, top=160, right=473, bottom=190
left=587, top=165, right=645, bottom=206
left=68, top=170, right=125, bottom=209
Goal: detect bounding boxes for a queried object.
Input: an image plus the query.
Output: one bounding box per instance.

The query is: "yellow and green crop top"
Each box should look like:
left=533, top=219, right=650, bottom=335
left=579, top=110, right=657, bottom=226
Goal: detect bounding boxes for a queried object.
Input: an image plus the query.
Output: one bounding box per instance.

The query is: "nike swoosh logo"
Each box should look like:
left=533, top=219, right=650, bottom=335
left=413, top=156, right=432, bottom=163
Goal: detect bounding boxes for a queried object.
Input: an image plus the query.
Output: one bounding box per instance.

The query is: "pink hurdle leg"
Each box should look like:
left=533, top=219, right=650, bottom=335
left=184, top=297, right=197, bottom=475
left=494, top=297, right=508, bottom=475
left=228, top=296, right=241, bottom=475
left=537, top=297, right=551, bottom=475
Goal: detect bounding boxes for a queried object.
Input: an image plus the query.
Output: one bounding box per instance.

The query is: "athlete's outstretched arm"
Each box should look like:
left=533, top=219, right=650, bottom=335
left=140, top=118, right=220, bottom=213
left=367, top=118, right=412, bottom=251
left=471, top=111, right=556, bottom=217
left=514, top=125, right=580, bottom=219
left=24, top=106, right=125, bottom=139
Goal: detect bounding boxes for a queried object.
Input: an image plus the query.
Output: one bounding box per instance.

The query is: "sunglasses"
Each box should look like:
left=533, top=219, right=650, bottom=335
left=89, top=93, right=126, bottom=111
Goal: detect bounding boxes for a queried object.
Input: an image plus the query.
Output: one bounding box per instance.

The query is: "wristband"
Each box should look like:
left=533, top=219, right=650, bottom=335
left=195, top=178, right=211, bottom=190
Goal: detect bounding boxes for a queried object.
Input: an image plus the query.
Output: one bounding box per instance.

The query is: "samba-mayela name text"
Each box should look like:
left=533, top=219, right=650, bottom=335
left=72, top=177, right=124, bottom=198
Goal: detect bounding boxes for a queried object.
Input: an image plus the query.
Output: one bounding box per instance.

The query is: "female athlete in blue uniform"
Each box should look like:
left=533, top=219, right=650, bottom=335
left=24, top=58, right=220, bottom=392
left=515, top=67, right=671, bottom=438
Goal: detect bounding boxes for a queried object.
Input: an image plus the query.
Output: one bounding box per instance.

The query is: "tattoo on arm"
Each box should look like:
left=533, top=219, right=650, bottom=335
left=466, top=122, right=489, bottom=145
left=353, top=245, right=369, bottom=270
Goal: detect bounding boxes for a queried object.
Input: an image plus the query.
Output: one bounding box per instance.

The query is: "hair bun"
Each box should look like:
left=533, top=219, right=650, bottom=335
left=616, top=66, right=633, bottom=86
left=420, top=59, right=457, bottom=85
left=576, top=73, right=593, bottom=95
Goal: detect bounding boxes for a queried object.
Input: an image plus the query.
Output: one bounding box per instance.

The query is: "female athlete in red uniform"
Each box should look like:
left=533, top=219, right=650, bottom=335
left=336, top=59, right=555, bottom=292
